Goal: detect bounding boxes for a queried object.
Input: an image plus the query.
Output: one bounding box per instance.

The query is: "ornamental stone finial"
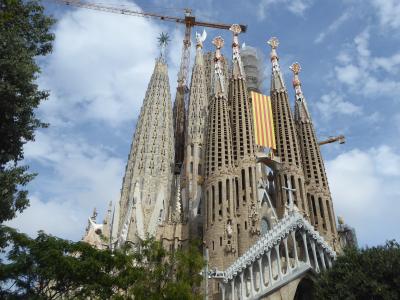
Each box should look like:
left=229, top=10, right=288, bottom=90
left=212, top=36, right=224, bottom=49
left=267, top=37, right=279, bottom=49
left=268, top=37, right=280, bottom=62
left=290, top=62, right=301, bottom=75
left=229, top=24, right=242, bottom=35
left=290, top=62, right=302, bottom=88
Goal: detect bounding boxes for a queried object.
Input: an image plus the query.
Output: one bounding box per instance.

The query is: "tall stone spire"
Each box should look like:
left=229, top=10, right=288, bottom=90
left=183, top=30, right=208, bottom=239
left=267, top=37, right=308, bottom=218
left=111, top=39, right=174, bottom=247
left=291, top=62, right=338, bottom=245
left=228, top=25, right=260, bottom=255
left=204, top=36, right=238, bottom=272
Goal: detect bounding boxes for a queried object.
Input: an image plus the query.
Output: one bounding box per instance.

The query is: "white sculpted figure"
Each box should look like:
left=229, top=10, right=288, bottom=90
left=226, top=219, right=233, bottom=238
left=195, top=29, right=207, bottom=48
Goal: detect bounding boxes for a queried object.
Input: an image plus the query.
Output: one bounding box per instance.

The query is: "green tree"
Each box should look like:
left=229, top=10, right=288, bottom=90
left=0, top=0, right=55, bottom=223
left=314, top=241, right=400, bottom=300
left=114, top=237, right=204, bottom=300
left=0, top=226, right=118, bottom=299
left=0, top=227, right=204, bottom=299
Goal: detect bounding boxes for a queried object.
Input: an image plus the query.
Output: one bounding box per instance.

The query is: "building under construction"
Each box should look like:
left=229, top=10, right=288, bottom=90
left=75, top=3, right=357, bottom=299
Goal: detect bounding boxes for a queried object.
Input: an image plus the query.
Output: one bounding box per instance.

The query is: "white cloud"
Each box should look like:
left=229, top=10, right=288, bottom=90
left=316, top=92, right=362, bottom=119
left=334, top=30, right=400, bottom=97
left=39, top=1, right=179, bottom=126
left=371, top=0, right=400, bottom=30
left=315, top=11, right=351, bottom=44
left=327, top=146, right=400, bottom=246
left=335, top=64, right=361, bottom=85
left=374, top=53, right=400, bottom=74
left=7, top=196, right=84, bottom=239
left=8, top=131, right=124, bottom=240
left=257, top=0, right=313, bottom=20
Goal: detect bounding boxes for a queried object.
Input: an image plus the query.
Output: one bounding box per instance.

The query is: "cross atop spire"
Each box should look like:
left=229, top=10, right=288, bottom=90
left=230, top=24, right=245, bottom=78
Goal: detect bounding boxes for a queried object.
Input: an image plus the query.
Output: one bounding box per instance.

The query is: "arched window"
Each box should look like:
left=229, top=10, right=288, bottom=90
left=261, top=217, right=270, bottom=235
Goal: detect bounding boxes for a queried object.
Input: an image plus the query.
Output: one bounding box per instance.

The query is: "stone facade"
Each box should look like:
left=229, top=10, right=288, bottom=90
left=83, top=32, right=348, bottom=300
left=183, top=35, right=209, bottom=240
left=228, top=26, right=260, bottom=255
left=267, top=38, right=308, bottom=220
left=291, top=62, right=338, bottom=247
left=110, top=57, right=175, bottom=247
left=204, top=36, right=238, bottom=271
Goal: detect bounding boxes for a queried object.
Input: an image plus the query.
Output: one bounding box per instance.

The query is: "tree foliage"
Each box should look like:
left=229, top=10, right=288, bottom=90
left=0, top=226, right=204, bottom=299
left=0, top=0, right=55, bottom=222
left=314, top=241, right=400, bottom=300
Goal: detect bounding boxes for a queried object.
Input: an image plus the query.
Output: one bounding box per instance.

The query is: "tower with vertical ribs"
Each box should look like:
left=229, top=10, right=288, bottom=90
left=268, top=37, right=309, bottom=218
left=291, top=62, right=338, bottom=245
left=183, top=31, right=208, bottom=239
left=110, top=51, right=175, bottom=247
left=228, top=25, right=260, bottom=255
left=204, top=36, right=238, bottom=270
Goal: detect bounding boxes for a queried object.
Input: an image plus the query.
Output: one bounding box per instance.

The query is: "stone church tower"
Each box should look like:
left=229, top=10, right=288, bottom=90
left=268, top=37, right=308, bottom=218
left=228, top=25, right=260, bottom=255
left=110, top=50, right=175, bottom=247
left=291, top=62, right=338, bottom=246
left=204, top=36, right=238, bottom=270
left=183, top=32, right=208, bottom=239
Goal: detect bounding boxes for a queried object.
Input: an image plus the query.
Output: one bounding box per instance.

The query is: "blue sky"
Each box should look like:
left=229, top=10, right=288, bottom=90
left=8, top=0, right=400, bottom=247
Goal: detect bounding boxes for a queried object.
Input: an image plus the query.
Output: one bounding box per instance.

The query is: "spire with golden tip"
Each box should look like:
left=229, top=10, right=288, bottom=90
left=268, top=37, right=286, bottom=91
left=291, top=62, right=338, bottom=246
left=230, top=24, right=245, bottom=79
left=267, top=37, right=307, bottom=219
left=290, top=62, right=311, bottom=122
left=228, top=24, right=260, bottom=254
left=203, top=35, right=238, bottom=271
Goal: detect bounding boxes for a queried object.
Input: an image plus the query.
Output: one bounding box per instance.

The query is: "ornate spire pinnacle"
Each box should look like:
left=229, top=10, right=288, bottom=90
left=267, top=37, right=285, bottom=91
left=212, top=36, right=226, bottom=96
left=230, top=24, right=245, bottom=79
left=158, top=32, right=170, bottom=61
left=291, top=62, right=311, bottom=121
left=267, top=37, right=279, bottom=60
left=290, top=62, right=303, bottom=96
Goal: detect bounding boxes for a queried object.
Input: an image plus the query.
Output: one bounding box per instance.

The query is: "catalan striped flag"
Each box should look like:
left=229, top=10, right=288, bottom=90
left=250, top=91, right=276, bottom=149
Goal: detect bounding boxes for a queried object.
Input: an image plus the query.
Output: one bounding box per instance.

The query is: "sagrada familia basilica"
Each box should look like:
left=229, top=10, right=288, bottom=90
left=83, top=25, right=357, bottom=299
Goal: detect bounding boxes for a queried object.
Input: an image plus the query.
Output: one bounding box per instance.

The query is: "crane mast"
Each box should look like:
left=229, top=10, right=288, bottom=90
left=55, top=0, right=247, bottom=172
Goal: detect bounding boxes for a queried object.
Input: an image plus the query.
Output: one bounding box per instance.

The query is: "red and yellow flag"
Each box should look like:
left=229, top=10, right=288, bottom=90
left=250, top=91, right=276, bottom=149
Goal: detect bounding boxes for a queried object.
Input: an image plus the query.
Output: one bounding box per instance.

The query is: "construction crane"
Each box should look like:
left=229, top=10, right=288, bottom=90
left=55, top=0, right=247, bottom=172
left=318, top=135, right=346, bottom=146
